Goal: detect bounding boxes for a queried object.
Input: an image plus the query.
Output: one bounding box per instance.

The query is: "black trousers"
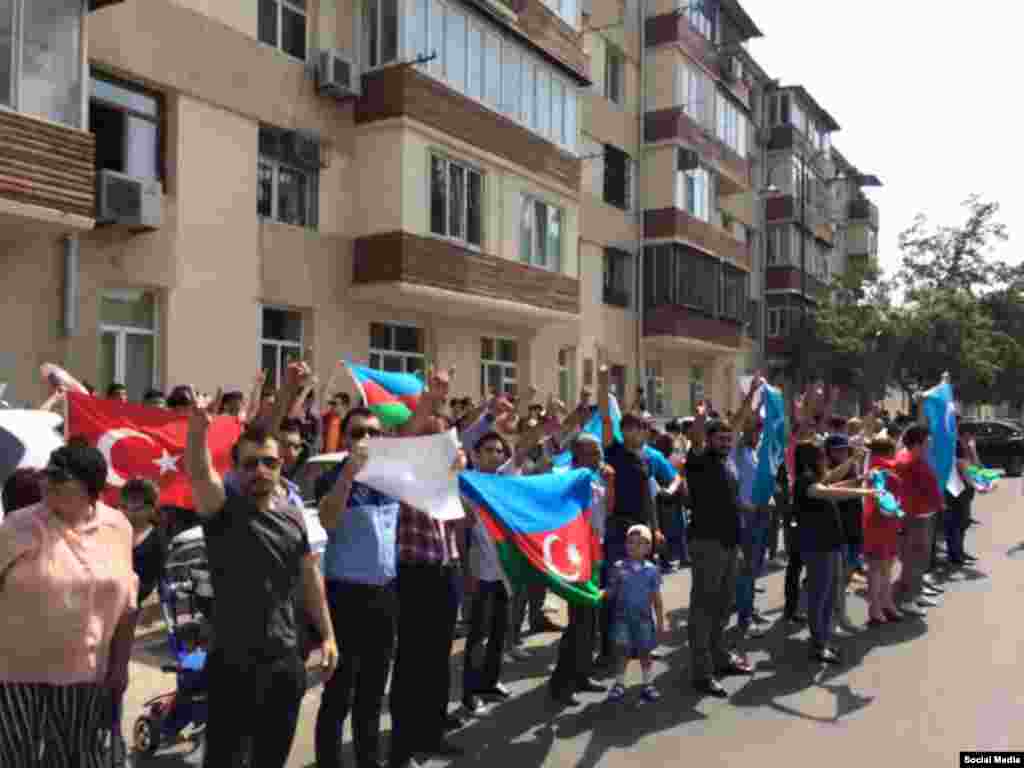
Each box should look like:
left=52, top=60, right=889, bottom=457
left=783, top=524, right=805, bottom=618
left=389, top=563, right=459, bottom=765
left=315, top=581, right=397, bottom=768
left=550, top=602, right=597, bottom=695
left=204, top=650, right=307, bottom=768
left=463, top=581, right=509, bottom=701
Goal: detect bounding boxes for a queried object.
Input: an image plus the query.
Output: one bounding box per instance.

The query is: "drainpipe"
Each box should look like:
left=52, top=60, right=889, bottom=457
left=635, top=0, right=646, bottom=407
left=63, top=236, right=80, bottom=338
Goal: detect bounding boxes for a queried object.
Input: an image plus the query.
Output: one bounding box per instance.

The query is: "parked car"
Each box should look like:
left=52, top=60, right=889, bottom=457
left=960, top=420, right=1024, bottom=477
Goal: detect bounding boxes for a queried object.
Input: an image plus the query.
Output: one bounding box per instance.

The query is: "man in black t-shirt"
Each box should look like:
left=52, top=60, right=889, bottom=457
left=186, top=367, right=338, bottom=768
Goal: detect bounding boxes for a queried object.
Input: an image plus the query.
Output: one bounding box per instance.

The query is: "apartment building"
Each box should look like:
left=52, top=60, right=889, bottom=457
left=0, top=0, right=878, bottom=418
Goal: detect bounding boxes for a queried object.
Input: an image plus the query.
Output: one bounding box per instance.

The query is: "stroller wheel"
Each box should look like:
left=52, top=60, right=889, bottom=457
left=133, top=716, right=160, bottom=755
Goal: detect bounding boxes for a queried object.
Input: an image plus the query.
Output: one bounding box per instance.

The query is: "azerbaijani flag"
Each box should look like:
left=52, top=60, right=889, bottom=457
left=459, top=469, right=603, bottom=606
left=345, top=362, right=423, bottom=427
left=965, top=465, right=1003, bottom=493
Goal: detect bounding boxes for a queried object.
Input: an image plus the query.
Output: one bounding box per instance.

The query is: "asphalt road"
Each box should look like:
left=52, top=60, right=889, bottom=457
left=124, top=479, right=1024, bottom=768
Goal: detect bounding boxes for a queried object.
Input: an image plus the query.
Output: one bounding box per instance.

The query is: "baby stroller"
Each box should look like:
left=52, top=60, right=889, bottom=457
left=132, top=526, right=212, bottom=756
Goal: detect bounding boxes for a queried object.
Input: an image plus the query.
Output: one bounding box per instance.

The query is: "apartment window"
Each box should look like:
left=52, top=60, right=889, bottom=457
left=100, top=290, right=158, bottom=403
left=90, top=73, right=162, bottom=181
left=257, top=126, right=320, bottom=228
left=481, top=337, right=517, bottom=396
left=610, top=365, right=626, bottom=399
left=747, top=298, right=760, bottom=339
left=766, top=224, right=792, bottom=266
left=541, top=0, right=579, bottom=28
left=603, top=144, right=632, bottom=210
left=604, top=44, right=623, bottom=105
left=645, top=362, right=666, bottom=417
left=520, top=195, right=563, bottom=271
left=430, top=154, right=483, bottom=247
left=0, top=0, right=84, bottom=128
left=685, top=0, right=714, bottom=40
left=720, top=265, right=747, bottom=323
left=677, top=63, right=712, bottom=129
left=603, top=248, right=632, bottom=308
left=716, top=94, right=747, bottom=158
left=558, top=348, right=576, bottom=406
left=766, top=307, right=792, bottom=338
left=259, top=0, right=307, bottom=60
left=677, top=164, right=711, bottom=222
left=261, top=306, right=304, bottom=388
left=689, top=366, right=705, bottom=409
left=644, top=244, right=718, bottom=316
left=370, top=322, right=425, bottom=373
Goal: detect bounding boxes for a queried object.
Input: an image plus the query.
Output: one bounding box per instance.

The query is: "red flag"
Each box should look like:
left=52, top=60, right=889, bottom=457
left=66, top=393, right=241, bottom=510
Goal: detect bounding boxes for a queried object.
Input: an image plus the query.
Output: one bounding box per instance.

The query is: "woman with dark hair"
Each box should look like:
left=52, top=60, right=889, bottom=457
left=793, top=441, right=880, bottom=663
left=0, top=442, right=138, bottom=766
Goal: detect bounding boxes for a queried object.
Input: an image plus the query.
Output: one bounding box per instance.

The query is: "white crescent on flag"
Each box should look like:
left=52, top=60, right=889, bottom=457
left=96, top=429, right=158, bottom=487
left=542, top=533, right=582, bottom=581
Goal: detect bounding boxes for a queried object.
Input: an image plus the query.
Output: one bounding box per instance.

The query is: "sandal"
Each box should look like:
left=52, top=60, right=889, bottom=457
left=607, top=683, right=626, bottom=703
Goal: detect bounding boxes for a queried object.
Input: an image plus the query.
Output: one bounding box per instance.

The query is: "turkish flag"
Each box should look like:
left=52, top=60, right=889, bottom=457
left=66, top=392, right=242, bottom=510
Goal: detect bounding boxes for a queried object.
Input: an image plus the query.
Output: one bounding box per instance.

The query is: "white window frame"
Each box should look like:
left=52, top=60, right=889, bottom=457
left=260, top=305, right=304, bottom=389
left=429, top=152, right=484, bottom=248
left=520, top=193, right=564, bottom=271
left=684, top=0, right=713, bottom=40
left=258, top=156, right=317, bottom=229
left=100, top=290, right=159, bottom=396
left=676, top=165, right=710, bottom=222
left=369, top=322, right=426, bottom=373
left=558, top=347, right=576, bottom=406
left=261, top=0, right=308, bottom=61
left=481, top=337, right=518, bottom=397
left=645, top=361, right=666, bottom=416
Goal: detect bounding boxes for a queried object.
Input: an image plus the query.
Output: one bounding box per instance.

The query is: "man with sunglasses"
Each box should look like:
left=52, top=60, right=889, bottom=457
left=186, top=372, right=338, bottom=768
left=314, top=407, right=400, bottom=768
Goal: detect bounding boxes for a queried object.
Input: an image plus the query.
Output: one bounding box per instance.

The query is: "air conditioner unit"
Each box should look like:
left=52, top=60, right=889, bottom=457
left=318, top=49, right=357, bottom=98
left=677, top=147, right=700, bottom=171
left=96, top=170, right=162, bottom=230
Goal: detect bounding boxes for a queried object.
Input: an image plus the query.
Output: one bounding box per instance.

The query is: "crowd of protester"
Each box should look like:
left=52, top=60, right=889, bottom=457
left=0, top=362, right=985, bottom=767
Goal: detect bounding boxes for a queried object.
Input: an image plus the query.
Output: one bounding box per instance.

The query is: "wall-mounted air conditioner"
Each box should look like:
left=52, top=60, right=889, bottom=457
left=318, top=49, right=358, bottom=98
left=96, top=170, right=162, bottom=230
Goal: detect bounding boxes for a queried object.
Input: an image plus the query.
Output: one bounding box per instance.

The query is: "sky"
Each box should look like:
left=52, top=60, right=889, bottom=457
left=741, top=0, right=1018, bottom=278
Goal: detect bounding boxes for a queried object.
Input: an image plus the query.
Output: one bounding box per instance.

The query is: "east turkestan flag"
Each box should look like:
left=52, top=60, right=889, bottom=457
left=921, top=381, right=957, bottom=496
left=752, top=383, right=787, bottom=505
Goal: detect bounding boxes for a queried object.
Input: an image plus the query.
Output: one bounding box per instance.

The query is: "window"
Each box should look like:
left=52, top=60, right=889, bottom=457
left=502, top=45, right=520, bottom=120
left=558, top=347, right=576, bottom=406
left=481, top=337, right=517, bottom=396
left=100, top=290, right=158, bottom=402
left=747, top=298, right=760, bottom=339
left=677, top=165, right=711, bottom=222
left=430, top=154, right=483, bottom=247
left=521, top=57, right=535, bottom=128
left=716, top=93, right=747, bottom=157
left=689, top=366, right=705, bottom=409
left=603, top=144, right=632, bottom=210
left=720, top=265, right=747, bottom=322
left=445, top=7, right=466, bottom=91
left=645, top=361, right=666, bottom=416
left=90, top=73, right=162, bottom=181
left=541, top=0, right=579, bottom=28
left=603, top=248, right=632, bottom=308
left=685, top=0, right=714, bottom=40
left=766, top=224, right=792, bottom=266
left=767, top=307, right=795, bottom=338
left=370, top=322, right=425, bottom=373
left=520, top=195, right=562, bottom=270
left=259, top=0, right=307, bottom=60
left=257, top=126, right=320, bottom=228
left=0, top=0, right=84, bottom=128
left=260, top=306, right=304, bottom=388
left=643, top=244, right=719, bottom=316
left=604, top=44, right=623, bottom=105
left=677, top=63, right=712, bottom=130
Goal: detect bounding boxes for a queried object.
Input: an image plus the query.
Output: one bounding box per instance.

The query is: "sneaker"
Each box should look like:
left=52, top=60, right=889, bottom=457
left=640, top=684, right=661, bottom=703
left=922, top=575, right=945, bottom=592
left=751, top=612, right=771, bottom=626
left=607, top=683, right=626, bottom=702
left=747, top=624, right=769, bottom=639
left=922, top=584, right=942, bottom=597
left=916, top=595, right=940, bottom=608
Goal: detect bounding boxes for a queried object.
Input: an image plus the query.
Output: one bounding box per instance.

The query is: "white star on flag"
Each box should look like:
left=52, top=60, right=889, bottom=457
left=153, top=450, right=180, bottom=476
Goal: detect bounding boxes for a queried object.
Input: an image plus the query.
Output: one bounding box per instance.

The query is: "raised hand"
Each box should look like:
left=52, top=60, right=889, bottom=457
left=285, top=360, right=314, bottom=391
left=187, top=399, right=214, bottom=433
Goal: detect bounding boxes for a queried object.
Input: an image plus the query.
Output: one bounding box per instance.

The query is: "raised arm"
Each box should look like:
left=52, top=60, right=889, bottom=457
left=184, top=399, right=227, bottom=519
left=400, top=366, right=452, bottom=437
left=689, top=401, right=708, bottom=455
left=731, top=375, right=764, bottom=437
left=319, top=446, right=368, bottom=531
left=244, top=370, right=268, bottom=424
left=597, top=356, right=615, bottom=448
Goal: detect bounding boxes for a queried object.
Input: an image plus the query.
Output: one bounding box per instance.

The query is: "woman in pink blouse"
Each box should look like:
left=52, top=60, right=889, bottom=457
left=0, top=442, right=138, bottom=766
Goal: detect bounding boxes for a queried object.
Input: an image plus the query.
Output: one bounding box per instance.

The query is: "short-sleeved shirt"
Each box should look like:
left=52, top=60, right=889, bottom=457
left=685, top=449, right=742, bottom=548
left=891, top=451, right=943, bottom=518
left=315, top=461, right=399, bottom=586
left=794, top=474, right=844, bottom=552
left=606, top=442, right=675, bottom=531
left=608, top=558, right=661, bottom=622
left=133, top=526, right=168, bottom=604
left=202, top=492, right=311, bottom=661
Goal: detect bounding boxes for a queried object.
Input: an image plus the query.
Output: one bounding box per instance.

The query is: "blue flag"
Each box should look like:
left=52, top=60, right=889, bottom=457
left=752, top=384, right=787, bottom=505
left=552, top=394, right=623, bottom=471
left=921, top=381, right=957, bottom=496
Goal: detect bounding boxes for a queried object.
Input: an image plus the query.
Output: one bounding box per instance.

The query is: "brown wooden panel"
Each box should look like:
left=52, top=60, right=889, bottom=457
left=644, top=14, right=717, bottom=71
left=0, top=111, right=95, bottom=219
left=643, top=208, right=751, bottom=271
left=643, top=304, right=741, bottom=348
left=643, top=107, right=749, bottom=191
left=354, top=231, right=580, bottom=315
left=357, top=67, right=581, bottom=191
left=766, top=265, right=827, bottom=296
left=765, top=194, right=794, bottom=221
left=506, top=0, right=588, bottom=82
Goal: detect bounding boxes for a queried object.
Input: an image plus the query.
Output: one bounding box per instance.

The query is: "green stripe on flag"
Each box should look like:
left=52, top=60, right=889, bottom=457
left=370, top=401, right=413, bottom=427
left=495, top=541, right=602, bottom=608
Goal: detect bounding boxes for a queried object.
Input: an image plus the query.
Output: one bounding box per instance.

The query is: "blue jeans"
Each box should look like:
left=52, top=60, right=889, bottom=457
left=735, top=509, right=770, bottom=627
left=804, top=549, right=840, bottom=649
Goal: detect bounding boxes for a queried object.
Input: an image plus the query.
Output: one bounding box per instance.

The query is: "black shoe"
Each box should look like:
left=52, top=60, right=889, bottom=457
left=751, top=611, right=770, bottom=626
left=810, top=647, right=841, bottom=664
left=576, top=678, right=607, bottom=693
left=443, top=712, right=468, bottom=730
left=693, top=678, right=728, bottom=698
left=461, top=696, right=486, bottom=716
left=477, top=683, right=511, bottom=699
left=530, top=617, right=562, bottom=634
left=421, top=739, right=465, bottom=758
left=786, top=613, right=807, bottom=624
left=549, top=687, right=580, bottom=706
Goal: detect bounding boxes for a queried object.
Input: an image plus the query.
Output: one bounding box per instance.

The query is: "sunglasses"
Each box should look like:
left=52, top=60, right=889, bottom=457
left=241, top=456, right=283, bottom=471
left=349, top=427, right=382, bottom=441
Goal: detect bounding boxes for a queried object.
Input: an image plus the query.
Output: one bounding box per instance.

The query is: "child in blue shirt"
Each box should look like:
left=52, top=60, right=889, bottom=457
left=606, top=524, right=666, bottom=703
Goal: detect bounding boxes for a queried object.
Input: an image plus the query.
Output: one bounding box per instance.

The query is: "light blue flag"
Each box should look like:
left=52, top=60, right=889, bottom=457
left=922, top=381, right=957, bottom=496
left=752, top=384, right=787, bottom=505
left=552, top=394, right=623, bottom=471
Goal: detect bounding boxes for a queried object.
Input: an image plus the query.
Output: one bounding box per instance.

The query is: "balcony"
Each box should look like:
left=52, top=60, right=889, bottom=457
left=644, top=304, right=742, bottom=352
left=644, top=208, right=751, bottom=271
left=645, top=14, right=718, bottom=72
left=848, top=197, right=879, bottom=229
left=764, top=195, right=835, bottom=246
left=0, top=110, right=96, bottom=234
left=352, top=231, right=580, bottom=325
left=644, top=108, right=750, bottom=193
left=502, top=0, right=588, bottom=82
left=357, top=66, right=580, bottom=192
left=765, top=265, right=828, bottom=298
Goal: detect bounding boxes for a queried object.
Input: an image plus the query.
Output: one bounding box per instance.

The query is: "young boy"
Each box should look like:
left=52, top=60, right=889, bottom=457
left=606, top=524, right=667, bottom=703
